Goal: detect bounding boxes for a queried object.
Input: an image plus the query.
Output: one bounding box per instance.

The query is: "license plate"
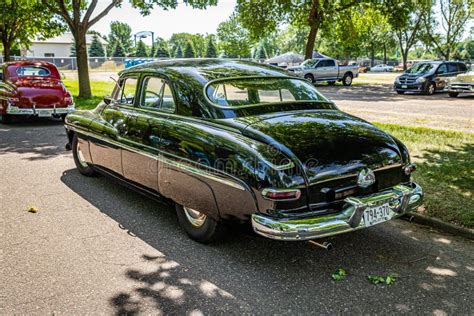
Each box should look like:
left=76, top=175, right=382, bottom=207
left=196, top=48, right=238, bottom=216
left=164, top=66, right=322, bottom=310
left=402, top=85, right=407, bottom=89
left=363, top=203, right=391, bottom=227
left=37, top=111, right=51, bottom=117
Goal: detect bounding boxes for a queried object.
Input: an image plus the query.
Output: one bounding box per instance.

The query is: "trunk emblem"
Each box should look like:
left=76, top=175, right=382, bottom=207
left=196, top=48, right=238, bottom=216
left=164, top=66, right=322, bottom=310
left=357, top=168, right=376, bottom=188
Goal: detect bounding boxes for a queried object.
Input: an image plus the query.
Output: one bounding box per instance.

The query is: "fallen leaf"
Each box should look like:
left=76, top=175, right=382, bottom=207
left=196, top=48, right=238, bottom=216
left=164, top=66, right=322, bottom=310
left=27, top=206, right=39, bottom=213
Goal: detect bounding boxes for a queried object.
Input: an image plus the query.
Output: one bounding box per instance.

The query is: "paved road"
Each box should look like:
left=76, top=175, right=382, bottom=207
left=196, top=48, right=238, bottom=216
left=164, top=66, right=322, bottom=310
left=317, top=84, right=474, bottom=133
left=1, top=122, right=473, bottom=314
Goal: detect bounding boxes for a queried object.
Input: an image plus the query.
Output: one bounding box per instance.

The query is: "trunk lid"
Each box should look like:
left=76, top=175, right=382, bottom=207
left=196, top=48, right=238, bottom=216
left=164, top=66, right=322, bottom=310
left=11, top=77, right=71, bottom=108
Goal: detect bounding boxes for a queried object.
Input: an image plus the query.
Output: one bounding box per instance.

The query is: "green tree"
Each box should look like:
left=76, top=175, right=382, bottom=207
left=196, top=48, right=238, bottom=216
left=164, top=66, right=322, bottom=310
left=107, top=21, right=133, bottom=56
left=217, top=14, right=252, bottom=58
left=88, top=34, right=105, bottom=57
left=155, top=41, right=170, bottom=58
left=112, top=42, right=125, bottom=57
left=43, top=0, right=217, bottom=98
left=423, top=0, right=472, bottom=60
left=276, top=24, right=309, bottom=54
left=184, top=41, right=196, bottom=58
left=169, top=33, right=206, bottom=57
left=0, top=0, right=64, bottom=61
left=254, top=42, right=268, bottom=60
left=134, top=39, right=148, bottom=57
left=205, top=36, right=218, bottom=57
left=236, top=0, right=362, bottom=60
left=175, top=45, right=183, bottom=58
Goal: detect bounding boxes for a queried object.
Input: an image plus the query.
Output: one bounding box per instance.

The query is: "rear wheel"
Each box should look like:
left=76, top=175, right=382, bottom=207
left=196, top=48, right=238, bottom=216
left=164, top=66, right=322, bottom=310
left=448, top=92, right=459, bottom=98
left=342, top=73, right=353, bottom=86
left=176, top=204, right=223, bottom=243
left=72, top=134, right=97, bottom=177
left=304, top=73, right=315, bottom=83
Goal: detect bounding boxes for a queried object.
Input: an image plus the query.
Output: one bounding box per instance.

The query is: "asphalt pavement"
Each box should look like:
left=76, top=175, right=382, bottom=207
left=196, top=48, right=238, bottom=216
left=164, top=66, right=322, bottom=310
left=1, top=120, right=473, bottom=315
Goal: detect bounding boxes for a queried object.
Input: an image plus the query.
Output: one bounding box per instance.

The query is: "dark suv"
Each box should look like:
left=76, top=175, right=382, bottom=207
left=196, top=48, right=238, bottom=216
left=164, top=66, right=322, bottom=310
left=394, top=61, right=468, bottom=95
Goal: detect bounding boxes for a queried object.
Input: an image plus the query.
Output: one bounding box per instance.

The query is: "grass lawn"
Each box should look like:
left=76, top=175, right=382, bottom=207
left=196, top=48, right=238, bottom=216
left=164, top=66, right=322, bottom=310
left=65, top=79, right=473, bottom=228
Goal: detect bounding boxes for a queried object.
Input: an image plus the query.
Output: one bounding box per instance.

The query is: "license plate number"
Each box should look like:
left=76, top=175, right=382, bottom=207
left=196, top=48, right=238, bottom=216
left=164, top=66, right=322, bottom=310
left=402, top=85, right=407, bottom=88
left=363, top=203, right=391, bottom=227
left=37, top=111, right=51, bottom=117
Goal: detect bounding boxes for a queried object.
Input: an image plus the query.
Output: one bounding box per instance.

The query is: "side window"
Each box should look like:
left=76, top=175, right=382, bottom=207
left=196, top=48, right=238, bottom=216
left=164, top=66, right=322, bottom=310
left=447, top=63, right=458, bottom=73
left=326, top=60, right=336, bottom=67
left=459, top=63, right=467, bottom=72
left=437, top=64, right=448, bottom=74
left=140, top=76, right=176, bottom=112
left=118, top=77, right=138, bottom=105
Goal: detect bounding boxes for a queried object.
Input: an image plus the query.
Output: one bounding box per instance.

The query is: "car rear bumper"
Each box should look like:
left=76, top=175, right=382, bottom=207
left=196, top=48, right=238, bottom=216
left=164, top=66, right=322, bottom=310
left=6, top=104, right=75, bottom=116
left=251, top=182, right=423, bottom=241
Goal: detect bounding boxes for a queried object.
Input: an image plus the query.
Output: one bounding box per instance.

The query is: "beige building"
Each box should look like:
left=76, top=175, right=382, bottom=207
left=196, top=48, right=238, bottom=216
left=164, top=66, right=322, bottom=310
left=26, top=33, right=108, bottom=58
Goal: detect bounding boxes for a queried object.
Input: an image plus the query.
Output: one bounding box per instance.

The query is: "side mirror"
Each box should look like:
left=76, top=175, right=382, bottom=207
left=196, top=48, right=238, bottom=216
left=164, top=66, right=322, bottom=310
left=103, top=96, right=113, bottom=105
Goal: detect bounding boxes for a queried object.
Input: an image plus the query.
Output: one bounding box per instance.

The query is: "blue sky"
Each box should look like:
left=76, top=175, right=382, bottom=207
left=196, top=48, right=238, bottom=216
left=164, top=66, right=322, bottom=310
left=91, top=0, right=236, bottom=43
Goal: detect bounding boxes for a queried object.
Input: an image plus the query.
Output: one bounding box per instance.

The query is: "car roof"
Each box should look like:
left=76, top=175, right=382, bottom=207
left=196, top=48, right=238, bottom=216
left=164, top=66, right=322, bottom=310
left=2, top=60, right=57, bottom=68
left=119, top=58, right=288, bottom=83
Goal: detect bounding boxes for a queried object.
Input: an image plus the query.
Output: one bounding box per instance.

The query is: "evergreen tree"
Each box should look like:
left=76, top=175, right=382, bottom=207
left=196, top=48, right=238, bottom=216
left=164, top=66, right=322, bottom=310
left=134, top=39, right=148, bottom=57
left=155, top=43, right=170, bottom=58
left=184, top=41, right=196, bottom=58
left=88, top=35, right=105, bottom=57
left=254, top=42, right=268, bottom=60
left=205, top=37, right=217, bottom=58
left=112, top=42, right=126, bottom=57
left=175, top=45, right=183, bottom=58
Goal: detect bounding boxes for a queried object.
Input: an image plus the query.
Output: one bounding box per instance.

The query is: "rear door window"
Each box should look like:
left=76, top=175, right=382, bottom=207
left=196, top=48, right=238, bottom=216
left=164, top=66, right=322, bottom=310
left=140, top=76, right=176, bottom=113
left=447, top=63, right=458, bottom=73
left=325, top=60, right=336, bottom=67
left=459, top=63, right=467, bottom=72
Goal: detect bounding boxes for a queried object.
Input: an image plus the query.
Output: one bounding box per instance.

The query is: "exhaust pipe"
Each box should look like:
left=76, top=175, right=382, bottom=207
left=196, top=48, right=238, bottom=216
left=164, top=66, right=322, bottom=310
left=308, top=240, right=333, bottom=251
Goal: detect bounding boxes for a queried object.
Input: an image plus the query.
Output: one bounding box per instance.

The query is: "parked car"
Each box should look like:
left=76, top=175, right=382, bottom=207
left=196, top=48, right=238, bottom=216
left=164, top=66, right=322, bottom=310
left=358, top=65, right=368, bottom=73
left=287, top=58, right=359, bottom=86
left=65, top=59, right=422, bottom=244
left=370, top=64, right=394, bottom=72
left=0, top=61, right=74, bottom=123
left=394, top=61, right=468, bottom=95
left=447, top=65, right=474, bottom=97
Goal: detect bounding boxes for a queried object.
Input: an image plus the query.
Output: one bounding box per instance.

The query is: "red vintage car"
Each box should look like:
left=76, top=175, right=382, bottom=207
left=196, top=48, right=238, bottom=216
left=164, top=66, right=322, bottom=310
left=0, top=61, right=74, bottom=123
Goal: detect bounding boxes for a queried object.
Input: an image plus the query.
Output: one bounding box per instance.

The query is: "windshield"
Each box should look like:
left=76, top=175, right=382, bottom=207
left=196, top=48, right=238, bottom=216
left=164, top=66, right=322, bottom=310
left=206, top=77, right=329, bottom=108
left=405, top=63, right=436, bottom=75
left=301, top=59, right=319, bottom=68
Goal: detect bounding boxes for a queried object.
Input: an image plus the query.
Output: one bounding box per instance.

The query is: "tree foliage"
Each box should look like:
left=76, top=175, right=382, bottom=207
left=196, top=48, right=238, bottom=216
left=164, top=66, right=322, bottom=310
left=205, top=36, right=218, bottom=57
left=155, top=40, right=170, bottom=58
left=184, top=41, right=196, bottom=58
left=112, top=41, right=126, bottom=57
left=107, top=21, right=133, bottom=56
left=217, top=14, right=252, bottom=58
left=423, top=0, right=473, bottom=60
left=175, top=45, right=183, bottom=58
left=134, top=39, right=148, bottom=57
left=0, top=0, right=64, bottom=61
left=88, top=34, right=105, bottom=57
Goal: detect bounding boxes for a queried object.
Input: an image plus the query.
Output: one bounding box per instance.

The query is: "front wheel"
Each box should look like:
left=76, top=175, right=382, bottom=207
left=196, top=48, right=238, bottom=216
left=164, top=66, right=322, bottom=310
left=176, top=204, right=223, bottom=243
left=72, top=134, right=97, bottom=177
left=448, top=92, right=459, bottom=98
left=424, top=82, right=436, bottom=95
left=304, top=73, right=315, bottom=83
left=342, top=73, right=353, bottom=86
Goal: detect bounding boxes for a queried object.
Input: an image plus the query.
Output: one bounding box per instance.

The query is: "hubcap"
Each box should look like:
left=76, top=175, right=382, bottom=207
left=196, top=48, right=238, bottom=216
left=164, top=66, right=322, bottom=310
left=183, top=206, right=207, bottom=227
left=77, top=144, right=88, bottom=168
left=345, top=76, right=352, bottom=84
left=429, top=85, right=434, bottom=94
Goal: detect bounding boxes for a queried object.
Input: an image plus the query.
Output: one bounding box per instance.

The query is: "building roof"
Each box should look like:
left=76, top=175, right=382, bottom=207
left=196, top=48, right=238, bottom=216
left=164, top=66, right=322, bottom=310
left=32, top=33, right=108, bottom=45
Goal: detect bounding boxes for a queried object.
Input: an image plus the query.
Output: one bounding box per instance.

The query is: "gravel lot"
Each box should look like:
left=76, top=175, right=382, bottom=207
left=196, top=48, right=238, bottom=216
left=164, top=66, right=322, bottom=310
left=1, top=119, right=474, bottom=314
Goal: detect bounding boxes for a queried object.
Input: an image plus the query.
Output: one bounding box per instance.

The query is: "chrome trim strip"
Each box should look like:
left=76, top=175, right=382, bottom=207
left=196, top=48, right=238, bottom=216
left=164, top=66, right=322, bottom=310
left=252, top=182, right=423, bottom=241
left=69, top=126, right=247, bottom=191
left=261, top=188, right=302, bottom=201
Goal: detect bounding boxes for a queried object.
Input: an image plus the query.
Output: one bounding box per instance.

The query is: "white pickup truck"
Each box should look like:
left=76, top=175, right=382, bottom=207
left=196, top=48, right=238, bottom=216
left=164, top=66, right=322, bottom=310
left=287, top=58, right=359, bottom=86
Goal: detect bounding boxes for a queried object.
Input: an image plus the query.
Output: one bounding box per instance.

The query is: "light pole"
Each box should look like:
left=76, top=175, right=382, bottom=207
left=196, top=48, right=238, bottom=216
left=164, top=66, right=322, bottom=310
left=134, top=31, right=155, bottom=53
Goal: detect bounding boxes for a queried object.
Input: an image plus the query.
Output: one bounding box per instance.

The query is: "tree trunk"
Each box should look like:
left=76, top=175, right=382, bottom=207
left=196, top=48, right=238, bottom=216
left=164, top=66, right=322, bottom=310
left=74, top=31, right=92, bottom=98
left=383, top=44, right=387, bottom=64
left=402, top=50, right=409, bottom=70
left=1, top=34, right=12, bottom=62
left=370, top=45, right=375, bottom=67
left=305, top=24, right=319, bottom=60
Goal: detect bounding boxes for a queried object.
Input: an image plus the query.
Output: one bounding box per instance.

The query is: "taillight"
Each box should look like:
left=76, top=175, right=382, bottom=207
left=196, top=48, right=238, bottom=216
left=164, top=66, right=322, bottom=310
left=262, top=189, right=301, bottom=200
left=404, top=163, right=416, bottom=175
left=7, top=97, right=19, bottom=104
left=64, top=95, right=74, bottom=104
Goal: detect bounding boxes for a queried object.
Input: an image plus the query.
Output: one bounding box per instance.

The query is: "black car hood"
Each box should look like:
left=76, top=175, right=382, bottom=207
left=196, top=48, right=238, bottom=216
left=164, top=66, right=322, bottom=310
left=235, top=110, right=403, bottom=183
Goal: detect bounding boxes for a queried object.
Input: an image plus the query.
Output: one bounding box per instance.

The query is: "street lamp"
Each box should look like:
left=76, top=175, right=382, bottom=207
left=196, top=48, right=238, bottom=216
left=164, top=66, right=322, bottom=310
left=134, top=31, right=155, bottom=47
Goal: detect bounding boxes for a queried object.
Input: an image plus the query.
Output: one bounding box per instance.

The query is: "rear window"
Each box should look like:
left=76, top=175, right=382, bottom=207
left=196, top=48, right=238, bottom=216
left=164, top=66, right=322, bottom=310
left=16, top=66, right=51, bottom=77
left=206, top=77, right=328, bottom=108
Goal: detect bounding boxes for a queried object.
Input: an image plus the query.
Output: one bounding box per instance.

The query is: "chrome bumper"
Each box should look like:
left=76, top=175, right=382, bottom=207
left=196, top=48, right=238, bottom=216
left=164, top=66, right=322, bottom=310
left=252, top=182, right=423, bottom=241
left=6, top=104, right=75, bottom=116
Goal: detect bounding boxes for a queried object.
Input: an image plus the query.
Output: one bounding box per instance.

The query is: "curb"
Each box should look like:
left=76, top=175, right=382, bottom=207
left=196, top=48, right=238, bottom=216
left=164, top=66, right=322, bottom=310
left=402, top=212, right=474, bottom=240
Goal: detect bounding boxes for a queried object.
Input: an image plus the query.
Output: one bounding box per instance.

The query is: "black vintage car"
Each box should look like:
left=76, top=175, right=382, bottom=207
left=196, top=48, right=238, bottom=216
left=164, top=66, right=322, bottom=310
left=65, top=59, right=423, bottom=243
left=394, top=61, right=468, bottom=95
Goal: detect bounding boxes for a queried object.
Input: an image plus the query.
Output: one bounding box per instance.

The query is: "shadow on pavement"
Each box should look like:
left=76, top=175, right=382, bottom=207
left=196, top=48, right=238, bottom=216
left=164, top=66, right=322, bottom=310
left=60, top=168, right=474, bottom=314
left=0, top=121, right=67, bottom=161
